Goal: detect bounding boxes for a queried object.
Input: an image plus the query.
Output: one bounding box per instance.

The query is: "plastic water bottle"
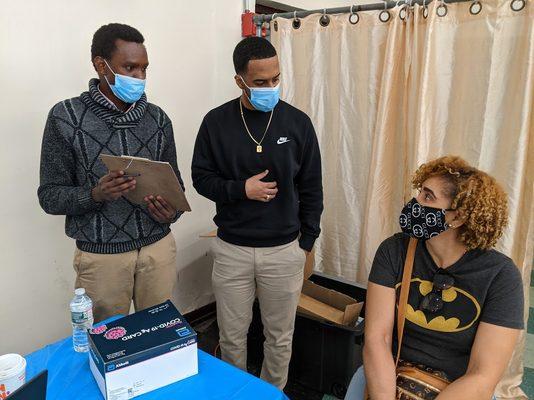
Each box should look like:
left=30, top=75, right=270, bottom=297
left=70, top=288, right=94, bottom=352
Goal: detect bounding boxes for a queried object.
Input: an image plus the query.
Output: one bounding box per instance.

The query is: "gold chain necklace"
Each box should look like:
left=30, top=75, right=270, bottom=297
left=239, top=99, right=273, bottom=153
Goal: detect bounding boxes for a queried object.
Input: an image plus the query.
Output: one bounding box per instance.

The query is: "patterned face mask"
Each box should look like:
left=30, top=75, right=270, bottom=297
left=399, top=198, right=453, bottom=240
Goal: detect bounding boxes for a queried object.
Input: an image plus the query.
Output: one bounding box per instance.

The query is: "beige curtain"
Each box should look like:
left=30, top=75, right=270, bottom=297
left=271, top=0, right=533, bottom=398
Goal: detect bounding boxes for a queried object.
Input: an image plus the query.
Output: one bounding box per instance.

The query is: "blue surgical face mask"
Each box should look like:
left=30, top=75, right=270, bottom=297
left=240, top=76, right=280, bottom=112
left=104, top=59, right=146, bottom=104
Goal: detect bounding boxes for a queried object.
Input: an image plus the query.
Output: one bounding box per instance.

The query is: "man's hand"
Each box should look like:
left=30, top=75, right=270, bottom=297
left=145, top=195, right=177, bottom=223
left=92, top=171, right=136, bottom=203
left=245, top=170, right=278, bottom=202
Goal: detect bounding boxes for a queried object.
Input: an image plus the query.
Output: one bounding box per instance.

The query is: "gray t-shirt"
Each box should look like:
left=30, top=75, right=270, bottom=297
left=369, top=233, right=524, bottom=381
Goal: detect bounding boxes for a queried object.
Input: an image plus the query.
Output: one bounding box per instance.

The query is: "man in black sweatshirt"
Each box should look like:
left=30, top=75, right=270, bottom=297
left=38, top=24, right=183, bottom=322
left=192, top=37, right=323, bottom=389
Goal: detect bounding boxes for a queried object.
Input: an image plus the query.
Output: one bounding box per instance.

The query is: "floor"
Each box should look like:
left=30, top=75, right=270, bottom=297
left=193, top=313, right=339, bottom=400
left=191, top=270, right=534, bottom=400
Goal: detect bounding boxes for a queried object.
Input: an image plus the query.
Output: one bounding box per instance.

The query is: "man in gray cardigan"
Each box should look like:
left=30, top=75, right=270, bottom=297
left=38, top=23, right=184, bottom=322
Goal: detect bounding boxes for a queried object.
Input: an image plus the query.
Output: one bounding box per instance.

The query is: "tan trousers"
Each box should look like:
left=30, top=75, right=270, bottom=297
left=74, top=233, right=177, bottom=323
left=211, top=237, right=306, bottom=389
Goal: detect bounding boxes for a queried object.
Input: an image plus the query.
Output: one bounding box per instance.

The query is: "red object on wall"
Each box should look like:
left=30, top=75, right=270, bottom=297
left=242, top=11, right=257, bottom=37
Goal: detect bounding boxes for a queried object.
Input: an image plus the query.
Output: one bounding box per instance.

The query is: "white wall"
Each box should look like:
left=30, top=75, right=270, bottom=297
left=0, top=0, right=243, bottom=356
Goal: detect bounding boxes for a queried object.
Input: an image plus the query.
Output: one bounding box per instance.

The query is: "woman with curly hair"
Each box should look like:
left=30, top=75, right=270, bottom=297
left=345, top=156, right=524, bottom=400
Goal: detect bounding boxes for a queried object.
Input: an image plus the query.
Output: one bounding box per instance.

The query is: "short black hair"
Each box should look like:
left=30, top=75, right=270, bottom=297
left=233, top=37, right=277, bottom=74
left=91, top=23, right=144, bottom=61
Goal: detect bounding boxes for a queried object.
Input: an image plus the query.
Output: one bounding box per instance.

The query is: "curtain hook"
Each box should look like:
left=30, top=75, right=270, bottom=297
left=422, top=0, right=429, bottom=18
left=407, top=0, right=415, bottom=18
left=379, top=0, right=391, bottom=22
left=271, top=13, right=278, bottom=31
left=349, top=4, right=360, bottom=24
left=292, top=10, right=301, bottom=28
left=397, top=0, right=408, bottom=19
left=437, top=0, right=448, bottom=17
left=320, top=8, right=330, bottom=26
left=469, top=0, right=482, bottom=14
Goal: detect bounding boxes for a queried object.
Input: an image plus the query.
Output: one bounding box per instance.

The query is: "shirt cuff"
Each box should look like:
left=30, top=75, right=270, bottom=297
left=299, top=233, right=317, bottom=252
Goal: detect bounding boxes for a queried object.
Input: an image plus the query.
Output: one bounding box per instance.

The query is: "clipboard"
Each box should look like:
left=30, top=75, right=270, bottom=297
left=100, top=154, right=191, bottom=212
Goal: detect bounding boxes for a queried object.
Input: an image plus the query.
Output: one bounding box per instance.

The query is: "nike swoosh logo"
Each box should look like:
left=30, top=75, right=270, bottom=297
left=277, top=138, right=291, bottom=145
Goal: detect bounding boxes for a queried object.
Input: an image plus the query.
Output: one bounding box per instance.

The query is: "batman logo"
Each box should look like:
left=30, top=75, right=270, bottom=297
left=396, top=278, right=481, bottom=333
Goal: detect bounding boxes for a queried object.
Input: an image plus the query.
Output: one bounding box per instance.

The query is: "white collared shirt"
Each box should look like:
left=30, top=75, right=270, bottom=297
left=98, top=86, right=136, bottom=113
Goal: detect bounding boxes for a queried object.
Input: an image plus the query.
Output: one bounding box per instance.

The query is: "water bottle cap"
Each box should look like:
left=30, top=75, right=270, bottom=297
left=75, top=288, right=86, bottom=296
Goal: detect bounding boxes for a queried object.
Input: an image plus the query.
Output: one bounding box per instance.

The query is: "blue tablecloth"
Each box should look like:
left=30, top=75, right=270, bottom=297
left=25, top=318, right=288, bottom=400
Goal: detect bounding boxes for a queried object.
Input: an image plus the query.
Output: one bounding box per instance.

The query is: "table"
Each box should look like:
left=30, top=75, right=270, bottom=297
left=25, top=320, right=288, bottom=400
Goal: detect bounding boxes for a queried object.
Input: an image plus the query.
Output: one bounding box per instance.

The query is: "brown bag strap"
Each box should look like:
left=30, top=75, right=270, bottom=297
left=364, top=237, right=418, bottom=400
left=395, top=237, right=418, bottom=367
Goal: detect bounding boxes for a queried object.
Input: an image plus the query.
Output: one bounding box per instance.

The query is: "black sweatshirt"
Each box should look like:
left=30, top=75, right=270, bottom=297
left=192, top=98, right=323, bottom=251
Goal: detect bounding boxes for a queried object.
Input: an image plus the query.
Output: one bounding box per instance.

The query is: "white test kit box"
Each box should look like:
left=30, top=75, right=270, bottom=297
left=88, top=300, right=198, bottom=400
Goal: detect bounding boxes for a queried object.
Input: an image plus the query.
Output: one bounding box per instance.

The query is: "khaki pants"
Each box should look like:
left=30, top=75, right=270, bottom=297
left=211, top=237, right=306, bottom=389
left=74, top=233, right=177, bottom=323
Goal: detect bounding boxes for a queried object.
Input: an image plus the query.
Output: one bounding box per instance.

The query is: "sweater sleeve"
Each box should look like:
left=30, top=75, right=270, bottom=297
left=161, top=115, right=185, bottom=222
left=296, top=117, right=324, bottom=251
left=191, top=117, right=248, bottom=204
left=37, top=112, right=102, bottom=216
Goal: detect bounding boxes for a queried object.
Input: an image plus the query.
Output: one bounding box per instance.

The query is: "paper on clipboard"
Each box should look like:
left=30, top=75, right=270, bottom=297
left=100, top=154, right=191, bottom=212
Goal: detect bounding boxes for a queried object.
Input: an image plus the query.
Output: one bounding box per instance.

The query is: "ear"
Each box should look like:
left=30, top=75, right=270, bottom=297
left=445, top=210, right=467, bottom=230
left=234, top=75, right=246, bottom=91
left=93, top=56, right=107, bottom=75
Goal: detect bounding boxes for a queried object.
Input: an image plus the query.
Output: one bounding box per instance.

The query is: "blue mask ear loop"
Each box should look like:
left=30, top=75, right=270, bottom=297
left=103, top=59, right=118, bottom=89
left=238, top=75, right=254, bottom=105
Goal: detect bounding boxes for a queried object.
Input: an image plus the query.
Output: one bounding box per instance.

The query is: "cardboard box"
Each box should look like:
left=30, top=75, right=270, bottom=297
left=200, top=230, right=363, bottom=327
left=299, top=250, right=363, bottom=327
left=298, top=279, right=363, bottom=326
left=88, top=300, right=198, bottom=400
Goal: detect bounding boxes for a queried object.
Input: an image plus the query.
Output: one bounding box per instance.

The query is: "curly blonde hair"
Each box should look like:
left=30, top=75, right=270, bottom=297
left=411, top=156, right=508, bottom=250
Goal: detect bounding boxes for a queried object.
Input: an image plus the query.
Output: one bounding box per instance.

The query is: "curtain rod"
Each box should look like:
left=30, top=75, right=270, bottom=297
left=253, top=0, right=473, bottom=23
